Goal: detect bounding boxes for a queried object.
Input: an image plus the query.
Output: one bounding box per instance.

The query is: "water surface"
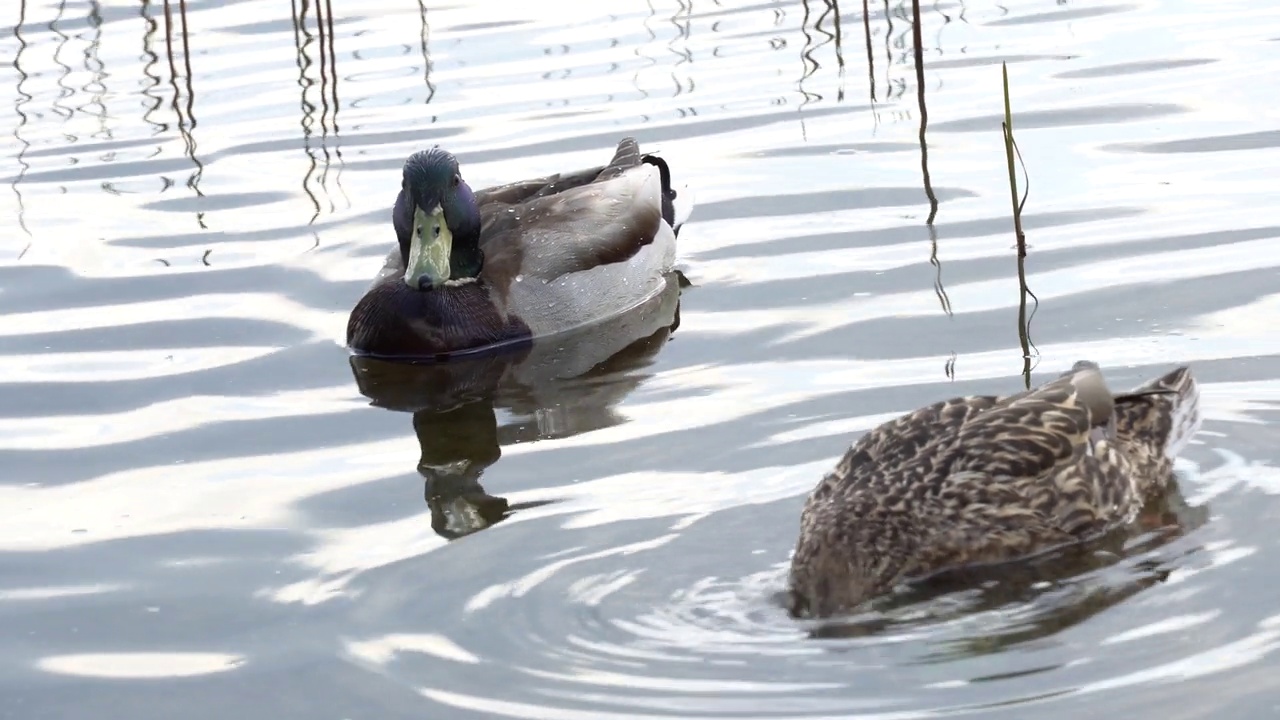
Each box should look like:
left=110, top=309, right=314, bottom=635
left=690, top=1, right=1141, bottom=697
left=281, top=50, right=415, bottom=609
left=3, top=0, right=1280, bottom=717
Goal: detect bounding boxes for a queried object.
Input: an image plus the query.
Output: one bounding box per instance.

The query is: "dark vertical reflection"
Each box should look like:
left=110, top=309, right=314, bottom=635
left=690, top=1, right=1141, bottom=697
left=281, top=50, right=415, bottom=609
left=795, top=0, right=822, bottom=137
left=911, top=0, right=937, bottom=226
left=933, top=0, right=953, bottom=53
left=322, top=0, right=340, bottom=132
left=141, top=0, right=173, bottom=264
left=291, top=0, right=345, bottom=228
left=49, top=0, right=75, bottom=122
left=809, top=1, right=838, bottom=93
left=162, top=0, right=206, bottom=229
left=12, top=0, right=33, bottom=255
left=667, top=0, right=694, bottom=116
left=290, top=0, right=321, bottom=223
left=911, top=3, right=942, bottom=224
left=540, top=42, right=573, bottom=88
left=881, top=0, right=892, bottom=97
left=416, top=0, right=436, bottom=112
left=139, top=0, right=168, bottom=142
left=317, top=0, right=345, bottom=212
left=314, top=0, right=332, bottom=152
left=827, top=0, right=846, bottom=102
left=633, top=0, right=657, bottom=121
left=891, top=2, right=912, bottom=98
left=603, top=20, right=623, bottom=105
left=910, top=0, right=949, bottom=328
left=798, top=0, right=847, bottom=127
left=861, top=0, right=876, bottom=102
left=177, top=0, right=205, bottom=229
left=82, top=1, right=111, bottom=140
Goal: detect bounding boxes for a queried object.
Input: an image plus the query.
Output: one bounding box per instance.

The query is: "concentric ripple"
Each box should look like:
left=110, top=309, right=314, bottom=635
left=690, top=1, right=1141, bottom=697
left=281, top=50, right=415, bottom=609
left=334, top=414, right=1280, bottom=719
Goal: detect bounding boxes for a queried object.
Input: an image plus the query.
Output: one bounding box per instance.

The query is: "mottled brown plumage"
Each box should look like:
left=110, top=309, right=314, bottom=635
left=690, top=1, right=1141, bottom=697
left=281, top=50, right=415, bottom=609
left=788, top=361, right=1202, bottom=619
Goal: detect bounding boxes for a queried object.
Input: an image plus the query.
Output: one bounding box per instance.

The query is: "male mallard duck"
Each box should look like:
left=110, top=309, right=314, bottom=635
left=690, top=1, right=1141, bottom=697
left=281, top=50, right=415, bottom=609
left=788, top=361, right=1202, bottom=619
left=346, top=137, right=692, bottom=359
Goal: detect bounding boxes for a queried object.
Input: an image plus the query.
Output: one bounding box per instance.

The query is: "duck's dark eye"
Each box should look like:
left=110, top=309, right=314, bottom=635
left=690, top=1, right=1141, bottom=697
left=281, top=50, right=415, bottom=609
left=451, top=173, right=461, bottom=188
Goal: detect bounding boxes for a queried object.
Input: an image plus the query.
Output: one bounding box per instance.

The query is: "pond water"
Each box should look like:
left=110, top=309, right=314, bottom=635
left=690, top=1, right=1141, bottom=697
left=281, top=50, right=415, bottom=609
left=3, top=0, right=1280, bottom=717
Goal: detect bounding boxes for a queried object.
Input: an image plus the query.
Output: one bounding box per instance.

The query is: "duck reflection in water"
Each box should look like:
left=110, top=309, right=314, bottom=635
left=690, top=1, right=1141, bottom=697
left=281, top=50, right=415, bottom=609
left=349, top=272, right=687, bottom=540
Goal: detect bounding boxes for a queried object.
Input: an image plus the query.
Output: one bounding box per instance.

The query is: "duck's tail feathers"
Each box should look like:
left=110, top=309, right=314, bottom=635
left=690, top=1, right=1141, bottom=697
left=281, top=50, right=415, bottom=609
left=1118, top=365, right=1202, bottom=460
left=612, top=137, right=642, bottom=169
left=669, top=179, right=695, bottom=236
left=641, top=153, right=695, bottom=237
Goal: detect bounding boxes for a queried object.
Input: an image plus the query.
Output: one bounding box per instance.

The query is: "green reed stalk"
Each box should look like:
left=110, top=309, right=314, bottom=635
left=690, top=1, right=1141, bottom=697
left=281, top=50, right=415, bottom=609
left=1002, top=62, right=1035, bottom=388
left=1002, top=63, right=1024, bottom=253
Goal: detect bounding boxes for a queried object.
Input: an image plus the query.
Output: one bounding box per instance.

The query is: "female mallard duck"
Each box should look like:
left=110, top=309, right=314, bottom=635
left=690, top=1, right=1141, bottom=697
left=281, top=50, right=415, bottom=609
left=346, top=137, right=692, bottom=359
left=788, top=361, right=1202, bottom=619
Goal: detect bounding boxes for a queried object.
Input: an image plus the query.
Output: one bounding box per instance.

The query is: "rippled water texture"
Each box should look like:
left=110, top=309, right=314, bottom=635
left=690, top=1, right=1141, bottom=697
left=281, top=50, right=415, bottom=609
left=3, top=0, right=1280, bottom=717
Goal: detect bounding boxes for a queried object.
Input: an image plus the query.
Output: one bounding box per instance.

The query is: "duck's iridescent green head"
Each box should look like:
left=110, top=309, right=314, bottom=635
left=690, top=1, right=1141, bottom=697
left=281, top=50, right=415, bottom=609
left=394, top=147, right=483, bottom=290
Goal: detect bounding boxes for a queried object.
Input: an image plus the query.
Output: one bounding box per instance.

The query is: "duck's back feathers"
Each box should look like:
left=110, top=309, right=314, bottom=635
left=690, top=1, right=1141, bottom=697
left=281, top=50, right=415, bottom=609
left=473, top=138, right=680, bottom=339
left=819, top=367, right=1105, bottom=500
left=480, top=161, right=666, bottom=283
left=474, top=137, right=642, bottom=206
left=789, top=362, right=1202, bottom=618
left=473, top=139, right=688, bottom=280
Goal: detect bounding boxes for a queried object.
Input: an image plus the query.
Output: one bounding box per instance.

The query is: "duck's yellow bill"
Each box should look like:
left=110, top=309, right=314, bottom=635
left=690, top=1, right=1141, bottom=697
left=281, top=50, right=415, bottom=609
left=404, top=204, right=453, bottom=289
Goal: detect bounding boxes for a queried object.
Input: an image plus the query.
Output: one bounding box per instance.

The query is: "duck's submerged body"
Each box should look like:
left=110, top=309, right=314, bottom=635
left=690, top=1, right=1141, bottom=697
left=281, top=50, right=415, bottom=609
left=788, top=361, right=1202, bottom=619
left=347, top=138, right=690, bottom=360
